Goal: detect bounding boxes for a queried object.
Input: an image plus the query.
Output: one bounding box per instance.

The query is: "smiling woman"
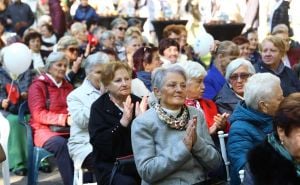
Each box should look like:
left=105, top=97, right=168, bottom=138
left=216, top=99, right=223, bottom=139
left=131, top=65, right=222, bottom=185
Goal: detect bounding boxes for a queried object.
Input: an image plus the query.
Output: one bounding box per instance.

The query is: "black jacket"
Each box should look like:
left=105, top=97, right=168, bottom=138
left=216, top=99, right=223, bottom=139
left=243, top=140, right=300, bottom=185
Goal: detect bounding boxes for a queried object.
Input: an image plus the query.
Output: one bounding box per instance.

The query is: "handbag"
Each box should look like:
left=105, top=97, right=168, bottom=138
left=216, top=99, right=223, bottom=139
left=109, top=154, right=139, bottom=185
left=43, top=83, right=70, bottom=133
left=0, top=143, right=6, bottom=163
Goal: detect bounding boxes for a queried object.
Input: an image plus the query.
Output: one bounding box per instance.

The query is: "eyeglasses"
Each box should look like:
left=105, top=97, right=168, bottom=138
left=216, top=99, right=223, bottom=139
left=68, top=47, right=79, bottom=53
left=117, top=27, right=127, bottom=31
left=229, top=73, right=251, bottom=81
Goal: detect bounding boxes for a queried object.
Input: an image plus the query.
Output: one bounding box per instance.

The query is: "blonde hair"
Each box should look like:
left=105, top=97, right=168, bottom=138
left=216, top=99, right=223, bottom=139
left=262, top=35, right=286, bottom=57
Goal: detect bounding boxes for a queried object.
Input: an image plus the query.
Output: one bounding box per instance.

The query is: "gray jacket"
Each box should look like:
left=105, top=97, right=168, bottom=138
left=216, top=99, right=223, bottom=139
left=131, top=106, right=222, bottom=185
left=67, top=79, right=101, bottom=168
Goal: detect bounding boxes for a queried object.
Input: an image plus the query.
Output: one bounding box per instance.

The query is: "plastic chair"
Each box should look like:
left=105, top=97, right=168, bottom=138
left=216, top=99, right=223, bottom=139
left=0, top=113, right=10, bottom=185
left=18, top=101, right=54, bottom=185
left=218, top=131, right=230, bottom=183
left=239, top=169, right=245, bottom=183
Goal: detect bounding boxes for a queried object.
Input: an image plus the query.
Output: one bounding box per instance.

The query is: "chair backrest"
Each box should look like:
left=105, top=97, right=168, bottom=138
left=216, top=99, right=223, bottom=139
left=218, top=131, right=230, bottom=182
left=0, top=113, right=11, bottom=185
left=18, top=101, right=34, bottom=151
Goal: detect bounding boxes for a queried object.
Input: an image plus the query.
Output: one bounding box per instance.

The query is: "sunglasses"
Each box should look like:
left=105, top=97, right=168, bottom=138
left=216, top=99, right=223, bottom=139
left=229, top=73, right=251, bottom=81
left=68, top=47, right=79, bottom=53
left=117, top=27, right=127, bottom=31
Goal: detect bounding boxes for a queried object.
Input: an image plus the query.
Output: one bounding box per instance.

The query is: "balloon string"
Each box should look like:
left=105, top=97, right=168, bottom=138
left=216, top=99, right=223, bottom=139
left=7, top=80, right=14, bottom=100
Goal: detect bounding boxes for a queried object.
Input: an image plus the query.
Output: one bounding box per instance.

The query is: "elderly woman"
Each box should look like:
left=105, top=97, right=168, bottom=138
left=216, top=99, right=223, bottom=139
left=227, top=73, right=284, bottom=185
left=243, top=92, right=300, bottom=185
left=56, top=35, right=85, bottom=88
left=131, top=65, right=222, bottom=185
left=67, top=52, right=109, bottom=177
left=214, top=58, right=256, bottom=115
left=110, top=17, right=128, bottom=61
left=88, top=62, right=147, bottom=185
left=28, top=52, right=74, bottom=185
left=99, top=30, right=116, bottom=51
left=123, top=35, right=143, bottom=68
left=203, top=41, right=240, bottom=99
left=255, top=35, right=300, bottom=96
left=177, top=61, right=229, bottom=136
left=159, top=38, right=180, bottom=67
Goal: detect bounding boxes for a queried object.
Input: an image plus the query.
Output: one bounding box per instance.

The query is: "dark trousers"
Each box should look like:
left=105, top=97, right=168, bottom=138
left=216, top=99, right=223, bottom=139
left=43, top=136, right=74, bottom=185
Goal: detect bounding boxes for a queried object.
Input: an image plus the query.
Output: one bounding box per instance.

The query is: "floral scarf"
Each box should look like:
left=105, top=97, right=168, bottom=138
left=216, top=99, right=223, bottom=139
left=154, top=103, right=189, bottom=130
left=268, top=133, right=300, bottom=177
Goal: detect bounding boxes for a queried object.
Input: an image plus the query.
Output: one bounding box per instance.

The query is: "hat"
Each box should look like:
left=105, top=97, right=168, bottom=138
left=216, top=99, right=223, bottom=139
left=45, top=52, right=67, bottom=72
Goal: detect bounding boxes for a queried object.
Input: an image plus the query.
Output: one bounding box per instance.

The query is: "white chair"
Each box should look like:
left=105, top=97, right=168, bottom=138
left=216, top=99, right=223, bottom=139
left=218, top=130, right=230, bottom=183
left=73, top=166, right=96, bottom=185
left=0, top=113, right=10, bottom=185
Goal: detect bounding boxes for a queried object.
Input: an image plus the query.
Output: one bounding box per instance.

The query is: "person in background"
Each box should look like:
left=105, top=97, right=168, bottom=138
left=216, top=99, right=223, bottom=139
left=178, top=61, right=229, bottom=136
left=74, top=0, right=99, bottom=24
left=255, top=35, right=300, bottom=96
left=243, top=92, right=300, bottom=185
left=131, top=65, right=222, bottom=185
left=227, top=73, right=284, bottom=185
left=123, top=35, right=143, bottom=68
left=232, top=36, right=251, bottom=60
left=111, top=17, right=128, bottom=61
left=56, top=35, right=85, bottom=88
left=214, top=58, right=255, bottom=116
left=88, top=62, right=147, bottom=185
left=203, top=41, right=239, bottom=100
left=131, top=46, right=162, bottom=97
left=28, top=52, right=74, bottom=185
left=0, top=57, right=32, bottom=176
left=159, top=38, right=180, bottom=67
left=242, top=28, right=261, bottom=65
left=40, top=23, right=57, bottom=52
left=67, top=52, right=110, bottom=183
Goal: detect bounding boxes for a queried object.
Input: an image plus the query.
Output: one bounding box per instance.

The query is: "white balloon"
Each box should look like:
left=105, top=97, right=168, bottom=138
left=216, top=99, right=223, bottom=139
left=3, top=43, right=32, bottom=76
left=193, top=33, right=214, bottom=57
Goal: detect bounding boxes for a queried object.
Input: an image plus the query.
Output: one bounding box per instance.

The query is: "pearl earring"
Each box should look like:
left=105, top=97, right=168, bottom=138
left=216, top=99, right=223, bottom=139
left=281, top=140, right=284, bottom=145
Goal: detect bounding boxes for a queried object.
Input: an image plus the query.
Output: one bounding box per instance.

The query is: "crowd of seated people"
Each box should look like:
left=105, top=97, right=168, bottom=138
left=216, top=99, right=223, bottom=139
left=0, top=1, right=300, bottom=185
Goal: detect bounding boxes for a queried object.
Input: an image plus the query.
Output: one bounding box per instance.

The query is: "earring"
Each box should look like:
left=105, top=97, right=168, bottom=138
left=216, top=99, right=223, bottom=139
left=281, top=140, right=284, bottom=145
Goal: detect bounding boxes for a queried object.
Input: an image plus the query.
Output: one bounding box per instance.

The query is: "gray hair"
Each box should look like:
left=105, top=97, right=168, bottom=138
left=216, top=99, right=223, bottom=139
left=151, top=65, right=186, bottom=90
left=99, top=30, right=114, bottom=43
left=84, top=52, right=110, bottom=74
left=176, top=61, right=207, bottom=80
left=45, top=51, right=68, bottom=72
left=225, top=58, right=256, bottom=81
left=56, top=35, right=78, bottom=51
left=244, top=73, right=281, bottom=110
left=124, top=35, right=143, bottom=46
left=70, top=22, right=87, bottom=35
left=110, top=17, right=128, bottom=29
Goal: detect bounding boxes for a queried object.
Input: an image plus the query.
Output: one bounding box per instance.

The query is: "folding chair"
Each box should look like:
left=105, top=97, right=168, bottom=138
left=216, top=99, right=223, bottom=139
left=218, top=131, right=230, bottom=183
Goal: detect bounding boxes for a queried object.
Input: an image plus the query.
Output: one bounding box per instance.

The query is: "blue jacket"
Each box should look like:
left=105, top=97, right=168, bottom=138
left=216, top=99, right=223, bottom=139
left=74, top=5, right=99, bottom=23
left=203, top=64, right=226, bottom=99
left=227, top=101, right=273, bottom=185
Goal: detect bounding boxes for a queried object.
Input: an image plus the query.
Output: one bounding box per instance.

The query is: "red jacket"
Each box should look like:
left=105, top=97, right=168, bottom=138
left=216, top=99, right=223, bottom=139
left=28, top=74, right=73, bottom=147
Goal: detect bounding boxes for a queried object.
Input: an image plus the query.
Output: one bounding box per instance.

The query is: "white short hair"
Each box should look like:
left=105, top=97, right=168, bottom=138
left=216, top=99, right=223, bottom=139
left=176, top=61, right=207, bottom=79
left=225, top=58, right=256, bottom=81
left=244, top=73, right=281, bottom=110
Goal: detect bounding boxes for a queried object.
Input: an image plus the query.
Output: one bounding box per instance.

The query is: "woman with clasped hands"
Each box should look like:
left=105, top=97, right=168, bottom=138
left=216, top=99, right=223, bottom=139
left=88, top=62, right=147, bottom=185
left=131, top=65, right=222, bottom=185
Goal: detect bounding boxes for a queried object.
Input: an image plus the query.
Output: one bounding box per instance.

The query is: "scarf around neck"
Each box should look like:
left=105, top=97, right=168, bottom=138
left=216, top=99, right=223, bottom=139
left=268, top=133, right=300, bottom=177
left=154, top=103, right=189, bottom=130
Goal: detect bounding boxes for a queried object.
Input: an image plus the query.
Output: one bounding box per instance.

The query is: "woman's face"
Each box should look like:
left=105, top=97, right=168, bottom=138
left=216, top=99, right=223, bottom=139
left=238, top=43, right=250, bottom=59
left=126, top=38, right=142, bottom=56
left=156, top=72, right=187, bottom=110
left=29, top=37, right=41, bottom=53
left=261, top=84, right=283, bottom=116
left=65, top=44, right=79, bottom=61
left=48, top=60, right=67, bottom=82
left=247, top=32, right=258, bottom=51
left=106, top=68, right=131, bottom=99
left=186, top=75, right=205, bottom=100
left=144, top=51, right=162, bottom=72
left=229, top=65, right=251, bottom=96
left=40, top=25, right=52, bottom=38
left=113, top=24, right=127, bottom=41
left=216, top=54, right=238, bottom=75
left=261, top=41, right=282, bottom=70
left=278, top=127, right=300, bottom=163
left=163, top=46, right=179, bottom=64
left=103, top=36, right=115, bottom=49
left=87, top=64, right=103, bottom=89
